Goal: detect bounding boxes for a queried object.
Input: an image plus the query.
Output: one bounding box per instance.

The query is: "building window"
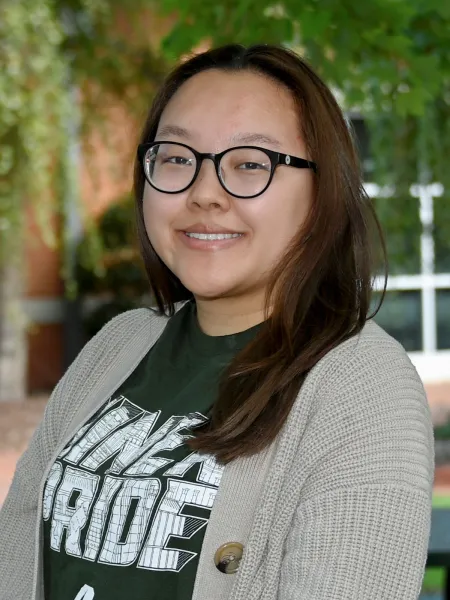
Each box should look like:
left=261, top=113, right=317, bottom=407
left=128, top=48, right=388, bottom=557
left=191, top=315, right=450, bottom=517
left=351, top=117, right=450, bottom=381
left=437, top=289, right=450, bottom=350
left=372, top=291, right=422, bottom=352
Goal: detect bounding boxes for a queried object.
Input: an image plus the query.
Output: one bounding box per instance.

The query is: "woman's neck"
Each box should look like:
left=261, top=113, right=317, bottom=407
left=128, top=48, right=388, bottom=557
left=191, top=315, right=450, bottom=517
left=194, top=296, right=268, bottom=336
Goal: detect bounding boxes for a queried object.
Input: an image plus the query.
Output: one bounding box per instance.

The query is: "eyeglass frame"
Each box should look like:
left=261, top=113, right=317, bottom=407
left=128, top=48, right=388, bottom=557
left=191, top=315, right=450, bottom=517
left=137, top=141, right=317, bottom=199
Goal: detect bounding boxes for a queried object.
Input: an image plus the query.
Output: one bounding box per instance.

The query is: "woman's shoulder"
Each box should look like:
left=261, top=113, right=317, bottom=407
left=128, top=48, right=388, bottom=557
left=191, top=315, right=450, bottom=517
left=305, top=319, right=428, bottom=416
left=64, top=307, right=168, bottom=384
left=284, top=320, right=434, bottom=503
left=94, top=307, right=166, bottom=341
left=39, top=307, right=172, bottom=440
left=89, top=304, right=188, bottom=348
left=317, top=319, right=419, bottom=382
left=94, top=301, right=189, bottom=341
left=70, top=301, right=190, bottom=380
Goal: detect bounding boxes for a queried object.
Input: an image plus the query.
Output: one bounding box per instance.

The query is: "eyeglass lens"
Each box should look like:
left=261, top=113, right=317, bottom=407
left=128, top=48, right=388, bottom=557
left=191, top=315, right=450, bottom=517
left=144, top=143, right=272, bottom=197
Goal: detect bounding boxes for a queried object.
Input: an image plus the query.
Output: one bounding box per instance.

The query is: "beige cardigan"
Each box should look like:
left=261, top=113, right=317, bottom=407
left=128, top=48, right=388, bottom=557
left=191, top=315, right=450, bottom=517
left=0, top=308, right=434, bottom=599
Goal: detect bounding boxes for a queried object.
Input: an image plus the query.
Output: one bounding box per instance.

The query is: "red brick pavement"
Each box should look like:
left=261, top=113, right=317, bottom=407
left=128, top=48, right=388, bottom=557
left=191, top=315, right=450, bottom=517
left=1, top=383, right=450, bottom=506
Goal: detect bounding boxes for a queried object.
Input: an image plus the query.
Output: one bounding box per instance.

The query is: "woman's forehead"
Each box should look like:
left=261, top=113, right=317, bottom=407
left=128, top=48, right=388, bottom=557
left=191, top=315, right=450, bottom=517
left=157, top=70, right=302, bottom=148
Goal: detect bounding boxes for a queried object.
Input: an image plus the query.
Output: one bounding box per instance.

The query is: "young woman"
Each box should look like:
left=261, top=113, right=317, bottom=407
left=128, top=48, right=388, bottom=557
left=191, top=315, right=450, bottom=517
left=0, top=44, right=434, bottom=600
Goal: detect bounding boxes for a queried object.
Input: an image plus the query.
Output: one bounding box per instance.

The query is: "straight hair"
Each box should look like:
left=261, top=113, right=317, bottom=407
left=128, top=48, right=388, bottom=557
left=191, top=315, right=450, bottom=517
left=133, top=44, right=387, bottom=464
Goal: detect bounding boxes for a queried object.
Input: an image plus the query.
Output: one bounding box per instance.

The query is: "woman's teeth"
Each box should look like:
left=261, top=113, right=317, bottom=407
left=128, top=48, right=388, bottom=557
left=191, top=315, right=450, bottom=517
left=185, top=232, right=242, bottom=240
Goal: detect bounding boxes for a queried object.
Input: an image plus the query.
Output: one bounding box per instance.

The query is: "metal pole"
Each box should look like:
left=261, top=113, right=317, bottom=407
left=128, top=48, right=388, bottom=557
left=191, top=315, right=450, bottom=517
left=61, top=9, right=84, bottom=369
left=416, top=184, right=437, bottom=352
left=63, top=84, right=84, bottom=369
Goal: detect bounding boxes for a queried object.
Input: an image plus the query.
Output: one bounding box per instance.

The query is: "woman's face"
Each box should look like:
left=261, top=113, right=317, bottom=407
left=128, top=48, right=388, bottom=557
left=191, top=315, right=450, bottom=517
left=143, top=69, right=314, bottom=304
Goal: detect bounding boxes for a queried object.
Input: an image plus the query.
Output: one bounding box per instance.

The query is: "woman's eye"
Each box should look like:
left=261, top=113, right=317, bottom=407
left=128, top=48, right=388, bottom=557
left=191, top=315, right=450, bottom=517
left=238, top=162, right=267, bottom=171
left=163, top=156, right=191, bottom=165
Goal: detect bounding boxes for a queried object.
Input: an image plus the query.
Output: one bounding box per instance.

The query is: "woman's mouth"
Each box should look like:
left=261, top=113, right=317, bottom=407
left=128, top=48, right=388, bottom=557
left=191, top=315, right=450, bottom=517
left=184, top=232, right=243, bottom=240
left=178, top=231, right=245, bottom=250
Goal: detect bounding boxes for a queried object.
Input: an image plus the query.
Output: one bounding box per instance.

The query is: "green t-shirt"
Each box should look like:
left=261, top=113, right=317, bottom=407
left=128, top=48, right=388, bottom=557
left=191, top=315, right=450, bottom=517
left=43, top=300, right=261, bottom=600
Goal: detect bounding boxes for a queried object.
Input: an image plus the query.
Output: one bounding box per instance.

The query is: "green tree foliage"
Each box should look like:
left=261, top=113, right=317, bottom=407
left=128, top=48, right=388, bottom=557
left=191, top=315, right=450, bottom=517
left=75, top=194, right=149, bottom=337
left=0, top=1, right=69, bottom=258
left=435, top=192, right=450, bottom=273
left=0, top=0, right=165, bottom=265
left=373, top=195, right=421, bottom=275
left=157, top=0, right=450, bottom=276
left=76, top=194, right=147, bottom=298
left=157, top=0, right=450, bottom=187
left=1, top=0, right=449, bottom=272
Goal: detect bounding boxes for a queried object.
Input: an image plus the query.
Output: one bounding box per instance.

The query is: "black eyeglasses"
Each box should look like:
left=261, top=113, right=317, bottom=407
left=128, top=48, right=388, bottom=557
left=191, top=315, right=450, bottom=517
left=137, top=141, right=317, bottom=199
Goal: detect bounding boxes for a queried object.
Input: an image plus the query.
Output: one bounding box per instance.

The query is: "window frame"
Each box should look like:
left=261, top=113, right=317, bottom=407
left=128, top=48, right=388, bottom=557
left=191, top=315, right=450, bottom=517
left=366, top=182, right=450, bottom=382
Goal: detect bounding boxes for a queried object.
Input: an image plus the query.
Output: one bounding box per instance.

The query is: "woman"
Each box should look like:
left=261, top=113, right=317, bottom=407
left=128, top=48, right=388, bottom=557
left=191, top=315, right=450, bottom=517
left=0, top=44, right=434, bottom=600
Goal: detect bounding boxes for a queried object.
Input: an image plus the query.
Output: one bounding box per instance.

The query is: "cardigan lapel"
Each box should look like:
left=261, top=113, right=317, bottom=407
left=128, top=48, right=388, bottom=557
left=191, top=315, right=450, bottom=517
left=192, top=444, right=277, bottom=600
left=69, top=312, right=168, bottom=432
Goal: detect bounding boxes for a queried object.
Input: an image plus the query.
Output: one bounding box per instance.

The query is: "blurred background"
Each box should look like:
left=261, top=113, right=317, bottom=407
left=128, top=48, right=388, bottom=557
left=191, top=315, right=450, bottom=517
left=0, top=1, right=449, bottom=597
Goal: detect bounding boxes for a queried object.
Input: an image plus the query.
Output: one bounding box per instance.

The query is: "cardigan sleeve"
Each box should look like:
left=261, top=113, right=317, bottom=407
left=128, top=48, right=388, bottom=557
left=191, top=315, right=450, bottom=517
left=279, top=332, right=434, bottom=600
left=280, top=484, right=431, bottom=598
left=0, top=328, right=111, bottom=600
left=0, top=310, right=149, bottom=600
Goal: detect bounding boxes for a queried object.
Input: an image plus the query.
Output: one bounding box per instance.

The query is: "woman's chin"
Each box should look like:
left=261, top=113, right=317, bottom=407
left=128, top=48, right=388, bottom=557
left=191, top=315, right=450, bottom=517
left=181, top=279, right=238, bottom=302
left=190, top=288, right=232, bottom=302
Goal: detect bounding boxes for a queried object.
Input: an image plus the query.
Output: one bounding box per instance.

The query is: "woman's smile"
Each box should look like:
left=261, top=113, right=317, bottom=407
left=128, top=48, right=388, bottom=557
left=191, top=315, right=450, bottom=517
left=177, top=229, right=246, bottom=251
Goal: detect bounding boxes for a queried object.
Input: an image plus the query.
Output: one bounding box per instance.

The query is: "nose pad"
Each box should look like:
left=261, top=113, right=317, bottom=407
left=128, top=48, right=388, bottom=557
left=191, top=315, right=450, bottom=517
left=195, top=157, right=219, bottom=185
left=187, top=157, right=230, bottom=209
left=218, top=163, right=226, bottom=186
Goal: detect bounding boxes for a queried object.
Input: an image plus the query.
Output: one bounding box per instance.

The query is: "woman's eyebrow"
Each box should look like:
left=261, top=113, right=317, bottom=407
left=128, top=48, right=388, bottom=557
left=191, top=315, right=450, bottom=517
left=156, top=126, right=282, bottom=149
left=230, top=132, right=282, bottom=148
left=156, top=125, right=191, bottom=139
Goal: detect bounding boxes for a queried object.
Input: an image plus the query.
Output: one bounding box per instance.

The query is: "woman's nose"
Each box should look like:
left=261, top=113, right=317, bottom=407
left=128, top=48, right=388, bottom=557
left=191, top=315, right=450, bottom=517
left=186, top=159, right=230, bottom=210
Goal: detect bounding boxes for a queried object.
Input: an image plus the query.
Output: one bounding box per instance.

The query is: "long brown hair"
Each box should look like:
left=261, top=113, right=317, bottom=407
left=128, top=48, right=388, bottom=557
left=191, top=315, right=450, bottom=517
left=133, top=44, right=387, bottom=464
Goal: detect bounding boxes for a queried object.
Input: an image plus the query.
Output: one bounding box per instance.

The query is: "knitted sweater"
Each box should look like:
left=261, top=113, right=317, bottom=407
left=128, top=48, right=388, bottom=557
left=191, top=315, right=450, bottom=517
left=0, top=308, right=434, bottom=600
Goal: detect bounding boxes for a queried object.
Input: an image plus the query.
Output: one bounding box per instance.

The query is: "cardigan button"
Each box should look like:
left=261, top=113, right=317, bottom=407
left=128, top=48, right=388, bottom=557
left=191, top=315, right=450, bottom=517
left=214, top=542, right=244, bottom=574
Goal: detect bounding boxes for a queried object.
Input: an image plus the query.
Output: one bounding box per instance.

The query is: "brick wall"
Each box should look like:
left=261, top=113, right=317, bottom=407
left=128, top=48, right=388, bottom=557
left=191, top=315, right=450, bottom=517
left=26, top=105, right=135, bottom=391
